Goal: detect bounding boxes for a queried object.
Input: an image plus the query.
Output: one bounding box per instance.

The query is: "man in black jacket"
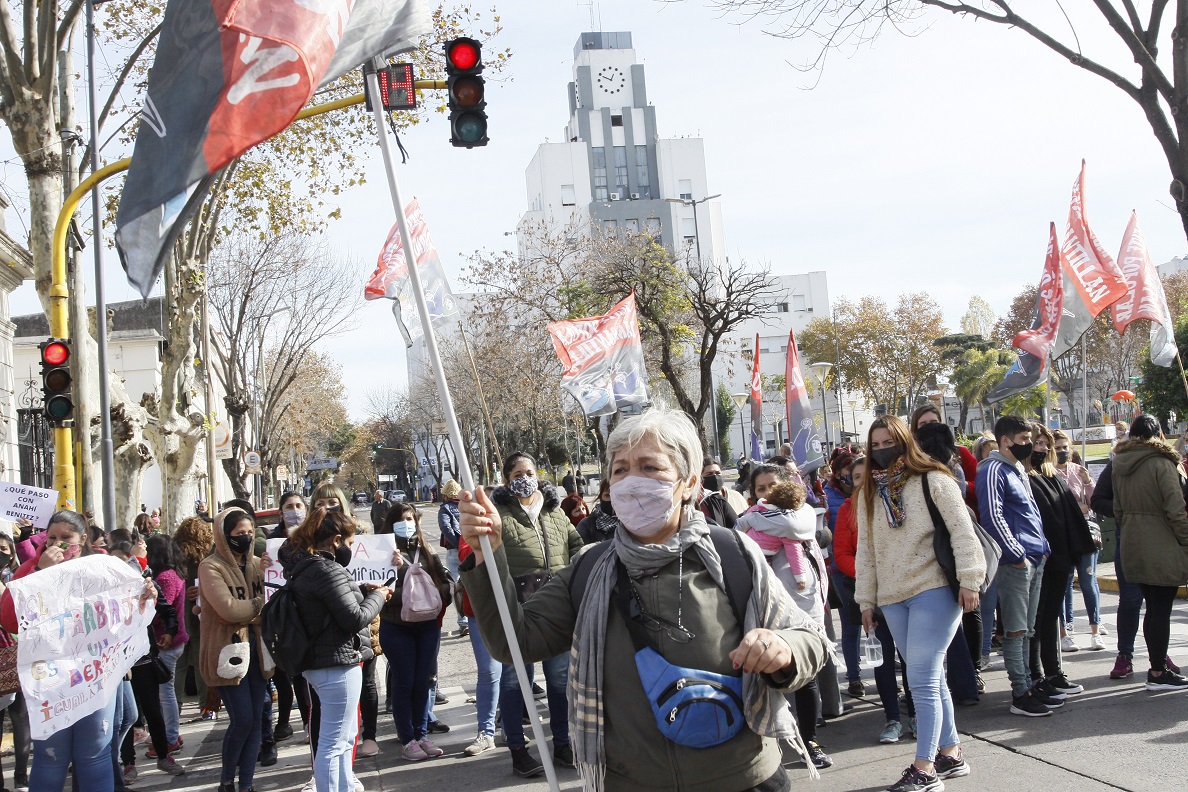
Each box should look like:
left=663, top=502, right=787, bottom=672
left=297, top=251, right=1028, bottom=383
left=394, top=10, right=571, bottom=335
left=370, top=491, right=391, bottom=534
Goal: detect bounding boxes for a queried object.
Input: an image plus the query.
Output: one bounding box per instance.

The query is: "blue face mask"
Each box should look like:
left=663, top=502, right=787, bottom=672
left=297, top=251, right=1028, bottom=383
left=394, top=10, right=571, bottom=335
left=392, top=520, right=416, bottom=539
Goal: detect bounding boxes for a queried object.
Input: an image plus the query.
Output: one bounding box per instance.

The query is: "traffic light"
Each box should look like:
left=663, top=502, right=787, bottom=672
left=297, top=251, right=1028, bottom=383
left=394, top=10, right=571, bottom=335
left=445, top=37, right=488, bottom=148
left=39, top=339, right=74, bottom=427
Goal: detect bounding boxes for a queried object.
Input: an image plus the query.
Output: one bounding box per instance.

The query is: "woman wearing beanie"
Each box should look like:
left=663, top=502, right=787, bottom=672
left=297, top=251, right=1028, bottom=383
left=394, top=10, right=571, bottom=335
left=1111, top=414, right=1188, bottom=691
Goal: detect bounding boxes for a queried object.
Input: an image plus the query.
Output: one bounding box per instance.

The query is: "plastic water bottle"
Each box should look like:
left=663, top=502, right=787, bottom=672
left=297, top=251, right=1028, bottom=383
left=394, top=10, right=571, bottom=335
left=863, top=633, right=884, bottom=667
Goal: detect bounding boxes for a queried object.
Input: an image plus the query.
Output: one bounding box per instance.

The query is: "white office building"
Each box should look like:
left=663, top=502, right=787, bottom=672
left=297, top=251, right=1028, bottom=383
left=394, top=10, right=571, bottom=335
left=517, top=32, right=726, bottom=262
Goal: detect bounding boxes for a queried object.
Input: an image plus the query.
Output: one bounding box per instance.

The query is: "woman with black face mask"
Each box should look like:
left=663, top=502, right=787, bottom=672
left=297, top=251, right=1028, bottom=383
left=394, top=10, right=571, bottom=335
left=856, top=416, right=987, bottom=792
left=287, top=509, right=391, bottom=792
left=1022, top=423, right=1096, bottom=702
left=576, top=478, right=617, bottom=544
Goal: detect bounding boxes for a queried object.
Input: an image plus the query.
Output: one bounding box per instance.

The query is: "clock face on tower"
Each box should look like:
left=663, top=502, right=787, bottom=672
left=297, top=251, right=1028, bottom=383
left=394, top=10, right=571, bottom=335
left=597, top=66, right=626, bottom=95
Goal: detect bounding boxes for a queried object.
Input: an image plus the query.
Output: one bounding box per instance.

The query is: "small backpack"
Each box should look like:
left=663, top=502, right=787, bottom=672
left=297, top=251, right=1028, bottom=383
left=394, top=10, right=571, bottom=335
left=401, top=547, right=443, bottom=622
left=260, top=563, right=322, bottom=676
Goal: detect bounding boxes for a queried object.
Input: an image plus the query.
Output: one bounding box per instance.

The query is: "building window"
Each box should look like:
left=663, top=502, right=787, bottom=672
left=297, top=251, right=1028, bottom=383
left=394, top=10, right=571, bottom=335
left=560, top=184, right=576, bottom=207
left=793, top=294, right=807, bottom=312
left=760, top=347, right=769, bottom=354
left=592, top=147, right=608, bottom=201
left=776, top=302, right=789, bottom=313
left=678, top=178, right=693, bottom=200
left=625, top=218, right=639, bottom=233
left=604, top=219, right=618, bottom=236
left=611, top=114, right=623, bottom=127
left=614, top=146, right=628, bottom=194
left=645, top=217, right=662, bottom=236
left=635, top=145, right=650, bottom=198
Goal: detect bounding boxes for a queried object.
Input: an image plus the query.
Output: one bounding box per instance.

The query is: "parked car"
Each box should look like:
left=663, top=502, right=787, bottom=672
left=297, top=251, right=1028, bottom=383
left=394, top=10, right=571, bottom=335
left=386, top=489, right=407, bottom=503
left=353, top=491, right=369, bottom=505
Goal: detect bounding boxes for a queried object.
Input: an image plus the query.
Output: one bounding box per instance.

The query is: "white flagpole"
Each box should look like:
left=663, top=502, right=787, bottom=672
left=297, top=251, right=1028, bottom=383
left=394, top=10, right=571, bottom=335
left=364, top=64, right=560, bottom=792
left=1081, top=334, right=1088, bottom=462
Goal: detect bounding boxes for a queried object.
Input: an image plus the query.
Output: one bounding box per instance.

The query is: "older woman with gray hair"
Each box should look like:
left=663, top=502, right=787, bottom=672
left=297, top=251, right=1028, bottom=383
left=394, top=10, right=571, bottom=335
left=459, top=405, right=831, bottom=792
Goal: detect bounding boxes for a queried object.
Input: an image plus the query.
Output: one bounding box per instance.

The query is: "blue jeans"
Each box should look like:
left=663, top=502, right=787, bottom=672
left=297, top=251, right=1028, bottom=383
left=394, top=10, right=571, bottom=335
left=1064, top=551, right=1101, bottom=626
left=829, top=570, right=862, bottom=683
left=305, top=664, right=362, bottom=792
left=1114, top=538, right=1144, bottom=658
left=880, top=587, right=961, bottom=762
left=158, top=643, right=185, bottom=743
left=500, top=653, right=570, bottom=750
left=980, top=578, right=999, bottom=657
left=997, top=559, right=1045, bottom=697
left=31, top=689, right=119, bottom=792
left=468, top=621, right=501, bottom=735
left=112, top=680, right=137, bottom=789
left=379, top=620, right=440, bottom=744
left=447, top=549, right=467, bottom=629
left=216, top=655, right=267, bottom=787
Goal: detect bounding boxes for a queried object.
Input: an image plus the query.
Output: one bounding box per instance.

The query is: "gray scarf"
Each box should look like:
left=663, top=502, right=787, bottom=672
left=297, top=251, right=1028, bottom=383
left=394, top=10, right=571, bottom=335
left=568, top=510, right=823, bottom=791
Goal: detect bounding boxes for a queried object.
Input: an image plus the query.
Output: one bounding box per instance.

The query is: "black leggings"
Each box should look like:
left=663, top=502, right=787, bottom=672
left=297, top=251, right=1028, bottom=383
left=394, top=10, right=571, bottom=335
left=962, top=608, right=983, bottom=665
left=1030, top=564, right=1070, bottom=680
left=361, top=658, right=378, bottom=742
left=1139, top=584, right=1180, bottom=672
left=0, top=692, right=31, bottom=786
left=122, top=664, right=169, bottom=764
left=790, top=677, right=819, bottom=744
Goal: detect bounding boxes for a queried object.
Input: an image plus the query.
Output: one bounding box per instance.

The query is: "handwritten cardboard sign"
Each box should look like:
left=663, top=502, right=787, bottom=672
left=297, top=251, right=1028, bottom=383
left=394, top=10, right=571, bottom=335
left=0, top=483, right=58, bottom=528
left=263, top=535, right=401, bottom=599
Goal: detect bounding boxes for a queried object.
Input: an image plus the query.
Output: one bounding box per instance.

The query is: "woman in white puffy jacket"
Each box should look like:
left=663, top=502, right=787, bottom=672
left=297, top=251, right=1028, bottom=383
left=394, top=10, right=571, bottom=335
left=738, top=478, right=832, bottom=770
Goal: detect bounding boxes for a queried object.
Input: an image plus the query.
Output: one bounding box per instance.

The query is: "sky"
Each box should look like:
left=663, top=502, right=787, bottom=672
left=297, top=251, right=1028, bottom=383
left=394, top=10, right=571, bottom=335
left=3, top=1, right=1186, bottom=422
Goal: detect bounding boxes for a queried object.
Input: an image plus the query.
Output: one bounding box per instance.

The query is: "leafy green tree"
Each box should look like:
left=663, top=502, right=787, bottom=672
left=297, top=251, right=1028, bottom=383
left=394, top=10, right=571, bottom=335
left=716, top=381, right=737, bottom=461
left=1139, top=319, right=1188, bottom=422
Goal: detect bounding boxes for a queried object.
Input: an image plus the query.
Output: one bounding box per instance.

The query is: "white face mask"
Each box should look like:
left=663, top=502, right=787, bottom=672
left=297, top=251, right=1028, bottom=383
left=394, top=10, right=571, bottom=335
left=609, top=476, right=682, bottom=538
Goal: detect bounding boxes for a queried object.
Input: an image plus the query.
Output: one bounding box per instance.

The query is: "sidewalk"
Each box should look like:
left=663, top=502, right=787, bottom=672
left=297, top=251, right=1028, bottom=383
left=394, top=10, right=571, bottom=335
left=1095, top=561, right=1188, bottom=598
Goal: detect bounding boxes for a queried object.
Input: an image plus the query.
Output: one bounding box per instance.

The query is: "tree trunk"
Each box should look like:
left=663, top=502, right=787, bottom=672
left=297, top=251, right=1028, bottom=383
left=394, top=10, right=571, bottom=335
left=110, top=399, right=153, bottom=532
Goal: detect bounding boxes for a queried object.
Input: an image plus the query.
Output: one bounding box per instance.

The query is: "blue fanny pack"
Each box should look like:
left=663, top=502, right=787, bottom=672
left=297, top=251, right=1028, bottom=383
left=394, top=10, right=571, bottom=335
left=614, top=562, right=745, bottom=749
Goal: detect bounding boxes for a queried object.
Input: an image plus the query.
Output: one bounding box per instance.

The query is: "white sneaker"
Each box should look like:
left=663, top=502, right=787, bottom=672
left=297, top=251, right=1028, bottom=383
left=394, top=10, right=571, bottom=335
left=418, top=738, right=444, bottom=758
left=350, top=774, right=364, bottom=792
left=1098, top=624, right=1109, bottom=636
left=1090, top=633, right=1107, bottom=651
left=464, top=732, right=497, bottom=756
left=1060, top=635, right=1079, bottom=653
left=1065, top=621, right=1075, bottom=634
left=402, top=740, right=430, bottom=762
left=301, top=776, right=316, bottom=792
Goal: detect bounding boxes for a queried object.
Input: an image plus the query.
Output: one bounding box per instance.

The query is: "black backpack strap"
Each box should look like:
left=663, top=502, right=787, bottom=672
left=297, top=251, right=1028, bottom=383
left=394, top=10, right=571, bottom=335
left=707, top=526, right=753, bottom=627
left=567, top=541, right=614, bottom=606
left=920, top=472, right=945, bottom=531
left=569, top=528, right=753, bottom=626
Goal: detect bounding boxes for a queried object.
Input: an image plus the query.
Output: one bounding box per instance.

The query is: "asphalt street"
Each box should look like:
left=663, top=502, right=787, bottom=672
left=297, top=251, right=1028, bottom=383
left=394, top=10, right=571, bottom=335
left=109, top=502, right=1186, bottom=792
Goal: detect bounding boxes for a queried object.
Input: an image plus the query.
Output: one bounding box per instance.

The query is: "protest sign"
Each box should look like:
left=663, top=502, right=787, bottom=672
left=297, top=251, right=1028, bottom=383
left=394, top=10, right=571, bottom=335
left=0, top=483, right=58, bottom=528
left=8, top=556, right=152, bottom=739
left=263, top=535, right=400, bottom=599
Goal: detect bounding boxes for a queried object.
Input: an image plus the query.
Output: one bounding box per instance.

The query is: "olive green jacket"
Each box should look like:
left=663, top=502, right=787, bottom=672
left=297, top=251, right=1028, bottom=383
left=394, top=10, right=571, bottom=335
left=1113, top=439, right=1188, bottom=587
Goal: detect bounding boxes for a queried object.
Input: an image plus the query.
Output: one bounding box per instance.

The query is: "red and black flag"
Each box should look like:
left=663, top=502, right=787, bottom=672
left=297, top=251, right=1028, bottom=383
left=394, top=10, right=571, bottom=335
left=115, top=0, right=429, bottom=297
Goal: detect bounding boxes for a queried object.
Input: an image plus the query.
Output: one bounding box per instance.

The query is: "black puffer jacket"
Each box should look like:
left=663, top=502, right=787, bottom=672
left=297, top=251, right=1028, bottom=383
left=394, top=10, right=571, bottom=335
left=287, top=550, right=385, bottom=669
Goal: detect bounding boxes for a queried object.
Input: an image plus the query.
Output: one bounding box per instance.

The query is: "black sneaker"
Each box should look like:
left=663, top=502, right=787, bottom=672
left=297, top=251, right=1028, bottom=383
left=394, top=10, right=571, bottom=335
left=1032, top=690, right=1065, bottom=710
left=257, top=740, right=277, bottom=767
left=1146, top=669, right=1188, bottom=691
left=847, top=680, right=868, bottom=698
left=1047, top=674, right=1084, bottom=695
left=1031, top=679, right=1067, bottom=701
left=886, top=765, right=942, bottom=792
left=553, top=742, right=576, bottom=769
left=435, top=691, right=449, bottom=705
left=532, top=682, right=546, bottom=699
left=510, top=747, right=544, bottom=778
left=806, top=741, right=833, bottom=769
left=273, top=723, right=294, bottom=741
left=1010, top=692, right=1053, bottom=717
left=427, top=719, right=451, bottom=734
left=934, top=749, right=969, bottom=779
left=974, top=671, right=985, bottom=693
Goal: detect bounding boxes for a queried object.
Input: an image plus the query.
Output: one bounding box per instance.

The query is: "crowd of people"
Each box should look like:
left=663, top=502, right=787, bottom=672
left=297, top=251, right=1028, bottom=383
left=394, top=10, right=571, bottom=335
left=0, top=405, right=1184, bottom=792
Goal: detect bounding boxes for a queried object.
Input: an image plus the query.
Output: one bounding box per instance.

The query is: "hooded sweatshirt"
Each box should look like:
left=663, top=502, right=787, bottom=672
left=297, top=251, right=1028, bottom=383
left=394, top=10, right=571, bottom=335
left=976, top=450, right=1049, bottom=566
left=738, top=501, right=827, bottom=625
left=197, top=509, right=273, bottom=688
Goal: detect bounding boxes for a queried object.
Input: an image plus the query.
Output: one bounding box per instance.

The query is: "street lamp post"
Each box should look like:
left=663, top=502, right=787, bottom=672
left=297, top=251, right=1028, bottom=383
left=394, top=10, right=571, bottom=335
left=848, top=398, right=858, bottom=439
left=808, top=362, right=834, bottom=451
left=731, top=392, right=749, bottom=462
left=664, top=194, right=721, bottom=262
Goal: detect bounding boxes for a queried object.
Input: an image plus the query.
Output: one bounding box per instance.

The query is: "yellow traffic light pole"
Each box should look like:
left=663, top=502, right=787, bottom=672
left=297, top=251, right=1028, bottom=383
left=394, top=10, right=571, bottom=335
left=48, top=82, right=445, bottom=510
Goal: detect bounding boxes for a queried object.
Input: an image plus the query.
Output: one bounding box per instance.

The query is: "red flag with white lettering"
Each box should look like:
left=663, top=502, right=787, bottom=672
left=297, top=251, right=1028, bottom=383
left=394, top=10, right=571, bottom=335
left=116, top=0, right=429, bottom=297
left=1013, top=223, right=1065, bottom=361
left=1113, top=211, right=1178, bottom=367
left=548, top=294, right=650, bottom=417
left=1051, top=161, right=1127, bottom=358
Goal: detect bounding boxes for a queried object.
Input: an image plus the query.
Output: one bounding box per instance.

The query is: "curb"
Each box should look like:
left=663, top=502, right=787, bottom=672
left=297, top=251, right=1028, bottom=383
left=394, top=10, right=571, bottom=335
left=1094, top=572, right=1188, bottom=598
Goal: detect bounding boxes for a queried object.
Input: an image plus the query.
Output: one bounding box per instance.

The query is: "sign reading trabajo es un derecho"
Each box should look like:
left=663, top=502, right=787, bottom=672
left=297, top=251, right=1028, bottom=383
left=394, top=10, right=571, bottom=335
left=0, top=483, right=58, bottom=528
left=263, top=535, right=401, bottom=600
left=9, top=556, right=152, bottom=739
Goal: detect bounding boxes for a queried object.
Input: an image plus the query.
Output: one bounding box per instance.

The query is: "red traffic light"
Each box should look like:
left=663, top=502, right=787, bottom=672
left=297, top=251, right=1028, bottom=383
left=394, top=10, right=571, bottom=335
left=446, top=39, right=480, bottom=71
left=42, top=341, right=69, bottom=366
